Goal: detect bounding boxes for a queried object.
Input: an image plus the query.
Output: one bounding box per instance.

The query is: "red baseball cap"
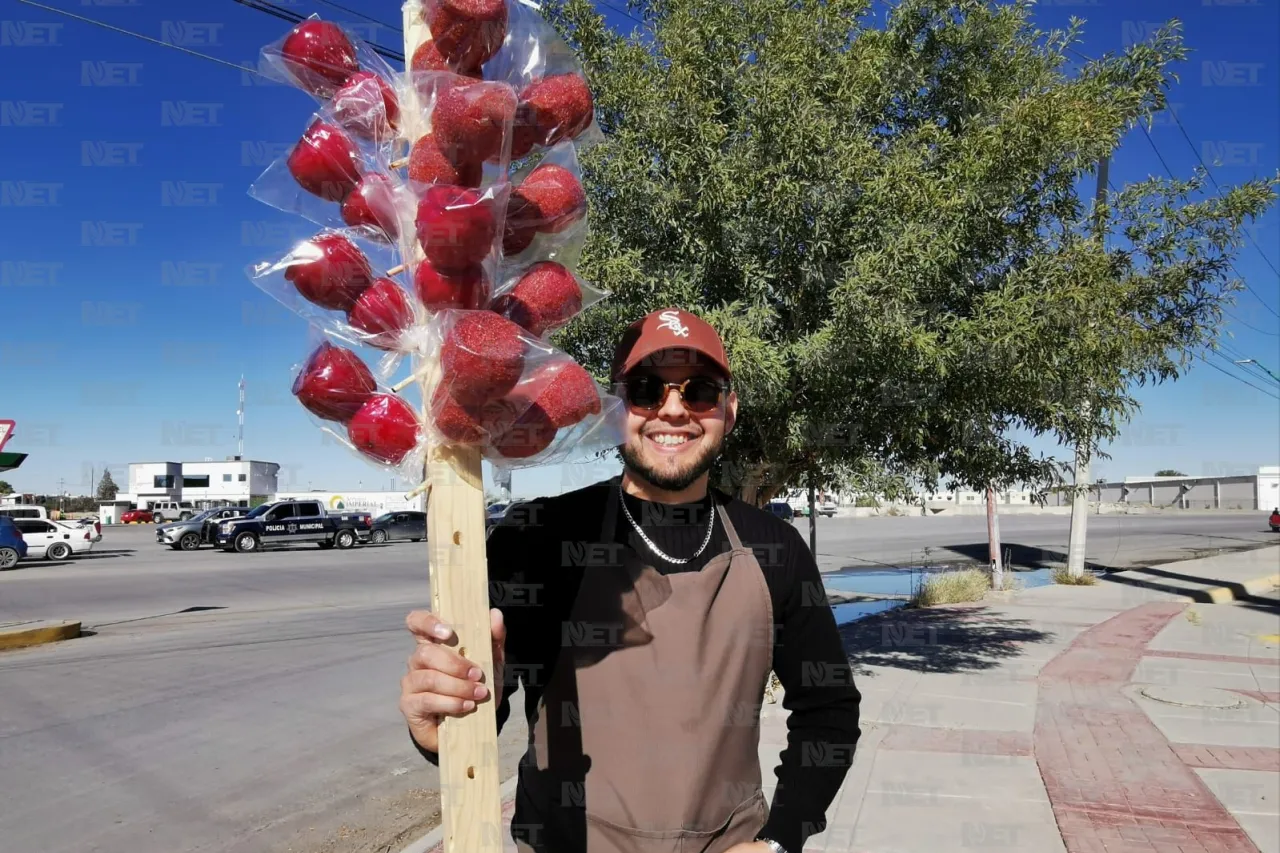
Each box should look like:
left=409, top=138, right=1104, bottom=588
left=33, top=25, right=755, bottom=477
left=610, top=308, right=732, bottom=382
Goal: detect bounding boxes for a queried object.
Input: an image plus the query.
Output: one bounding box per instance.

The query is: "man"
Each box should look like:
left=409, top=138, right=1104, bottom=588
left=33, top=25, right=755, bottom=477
left=400, top=308, right=861, bottom=853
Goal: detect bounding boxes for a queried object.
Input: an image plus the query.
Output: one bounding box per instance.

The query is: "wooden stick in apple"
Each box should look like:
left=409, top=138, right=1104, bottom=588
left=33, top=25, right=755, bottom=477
left=398, top=4, right=504, bottom=853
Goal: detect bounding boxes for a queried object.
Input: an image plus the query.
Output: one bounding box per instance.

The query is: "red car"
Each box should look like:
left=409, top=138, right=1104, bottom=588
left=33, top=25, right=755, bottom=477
left=120, top=509, right=154, bottom=524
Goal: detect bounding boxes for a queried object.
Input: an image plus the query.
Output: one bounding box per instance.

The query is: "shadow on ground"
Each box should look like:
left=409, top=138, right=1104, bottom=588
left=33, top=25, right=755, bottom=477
left=943, top=541, right=1118, bottom=571
left=1099, top=564, right=1280, bottom=607
left=839, top=605, right=1055, bottom=677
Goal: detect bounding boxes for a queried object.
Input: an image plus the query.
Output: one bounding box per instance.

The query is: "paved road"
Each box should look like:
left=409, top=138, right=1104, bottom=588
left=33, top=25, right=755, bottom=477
left=0, top=512, right=1275, bottom=853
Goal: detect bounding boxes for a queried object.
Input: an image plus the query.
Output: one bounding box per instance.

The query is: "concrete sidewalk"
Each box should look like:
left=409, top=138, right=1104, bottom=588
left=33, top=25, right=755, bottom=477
left=413, top=547, right=1279, bottom=853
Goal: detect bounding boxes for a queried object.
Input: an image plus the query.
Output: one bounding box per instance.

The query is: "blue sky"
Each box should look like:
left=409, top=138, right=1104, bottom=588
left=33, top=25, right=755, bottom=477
left=0, top=0, right=1276, bottom=500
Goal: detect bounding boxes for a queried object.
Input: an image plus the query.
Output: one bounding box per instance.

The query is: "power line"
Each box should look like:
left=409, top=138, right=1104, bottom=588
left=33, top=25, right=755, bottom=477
left=1224, top=311, right=1279, bottom=337
left=1137, top=122, right=1280, bottom=321
left=309, top=0, right=402, bottom=32
left=1166, top=105, right=1280, bottom=279
left=1199, top=351, right=1280, bottom=400
left=231, top=0, right=404, bottom=63
left=14, top=0, right=266, bottom=76
left=597, top=0, right=646, bottom=26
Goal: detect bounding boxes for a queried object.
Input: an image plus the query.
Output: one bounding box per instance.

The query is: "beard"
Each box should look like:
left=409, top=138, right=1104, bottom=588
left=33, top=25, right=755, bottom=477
left=620, top=431, right=724, bottom=494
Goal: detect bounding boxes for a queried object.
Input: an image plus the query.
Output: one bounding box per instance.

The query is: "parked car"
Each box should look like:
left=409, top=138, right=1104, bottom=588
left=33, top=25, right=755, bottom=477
left=120, top=509, right=154, bottom=524
left=369, top=510, right=426, bottom=544
left=150, top=501, right=196, bottom=523
left=215, top=500, right=372, bottom=553
left=156, top=507, right=248, bottom=551
left=0, top=504, right=48, bottom=520
left=766, top=501, right=794, bottom=521
left=12, top=518, right=95, bottom=560
left=817, top=498, right=839, bottom=517
left=1269, top=507, right=1280, bottom=532
left=485, top=503, right=509, bottom=529
left=0, top=517, right=28, bottom=569
left=73, top=516, right=103, bottom=542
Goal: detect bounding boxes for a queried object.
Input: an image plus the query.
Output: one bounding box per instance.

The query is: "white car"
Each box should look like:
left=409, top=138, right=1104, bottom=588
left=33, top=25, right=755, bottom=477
left=12, top=518, right=96, bottom=560
left=817, top=498, right=838, bottom=517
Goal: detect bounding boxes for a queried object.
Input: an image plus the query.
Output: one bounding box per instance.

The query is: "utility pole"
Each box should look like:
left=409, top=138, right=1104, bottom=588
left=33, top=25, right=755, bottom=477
left=1067, top=155, right=1110, bottom=579
left=987, top=484, right=1004, bottom=590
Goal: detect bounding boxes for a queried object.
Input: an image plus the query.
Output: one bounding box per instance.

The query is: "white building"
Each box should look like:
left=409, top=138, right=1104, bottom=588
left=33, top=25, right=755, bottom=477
left=117, top=458, right=280, bottom=509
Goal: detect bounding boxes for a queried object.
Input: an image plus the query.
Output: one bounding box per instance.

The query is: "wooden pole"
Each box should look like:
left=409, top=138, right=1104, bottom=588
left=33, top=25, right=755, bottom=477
left=401, top=4, right=503, bottom=851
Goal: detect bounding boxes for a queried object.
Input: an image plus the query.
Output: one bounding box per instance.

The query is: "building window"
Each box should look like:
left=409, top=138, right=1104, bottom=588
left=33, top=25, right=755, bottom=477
left=182, top=476, right=210, bottom=488
left=238, top=474, right=246, bottom=482
left=153, top=475, right=175, bottom=489
left=223, top=474, right=232, bottom=482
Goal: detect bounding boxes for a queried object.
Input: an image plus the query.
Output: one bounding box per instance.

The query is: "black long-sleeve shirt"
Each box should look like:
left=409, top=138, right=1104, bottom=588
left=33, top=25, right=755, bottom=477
left=417, top=479, right=861, bottom=852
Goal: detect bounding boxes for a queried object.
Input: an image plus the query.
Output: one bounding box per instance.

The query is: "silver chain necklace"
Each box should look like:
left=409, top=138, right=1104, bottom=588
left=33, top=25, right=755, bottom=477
left=618, top=480, right=716, bottom=565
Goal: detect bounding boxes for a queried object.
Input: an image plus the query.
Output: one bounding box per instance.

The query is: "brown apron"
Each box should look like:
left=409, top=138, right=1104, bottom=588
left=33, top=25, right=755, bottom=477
left=513, top=485, right=775, bottom=853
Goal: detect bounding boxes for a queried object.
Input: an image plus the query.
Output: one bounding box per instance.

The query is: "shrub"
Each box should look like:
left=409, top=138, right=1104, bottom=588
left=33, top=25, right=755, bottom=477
left=911, top=569, right=991, bottom=607
left=1052, top=567, right=1098, bottom=585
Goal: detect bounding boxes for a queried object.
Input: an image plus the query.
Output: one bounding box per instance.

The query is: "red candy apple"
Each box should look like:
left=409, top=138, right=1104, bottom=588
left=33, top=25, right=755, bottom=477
left=347, top=393, right=421, bottom=465
left=287, top=120, right=362, bottom=202
left=527, top=360, right=601, bottom=429
left=425, top=0, right=508, bottom=71
left=432, top=79, right=518, bottom=165
left=511, top=74, right=594, bottom=158
left=292, top=341, right=376, bottom=423
left=284, top=233, right=373, bottom=311
left=440, top=312, right=525, bottom=403
left=340, top=173, right=400, bottom=242
left=279, top=19, right=360, bottom=97
left=346, top=278, right=413, bottom=350
left=331, top=71, right=400, bottom=141
left=506, top=163, right=586, bottom=234
left=483, top=394, right=557, bottom=459
left=408, top=134, right=482, bottom=189
left=414, top=260, right=489, bottom=310
left=415, top=184, right=497, bottom=272
left=492, top=262, right=582, bottom=337
left=410, top=40, right=483, bottom=79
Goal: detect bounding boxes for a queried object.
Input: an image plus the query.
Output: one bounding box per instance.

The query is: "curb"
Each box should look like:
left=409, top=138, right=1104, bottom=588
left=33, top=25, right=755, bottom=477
left=397, top=774, right=520, bottom=853
left=1197, top=572, right=1279, bottom=604
left=1103, top=567, right=1280, bottom=605
left=0, top=620, right=82, bottom=651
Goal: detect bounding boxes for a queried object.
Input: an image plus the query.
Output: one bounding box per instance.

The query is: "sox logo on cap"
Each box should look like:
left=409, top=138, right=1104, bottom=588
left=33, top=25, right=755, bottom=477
left=657, top=310, right=690, bottom=338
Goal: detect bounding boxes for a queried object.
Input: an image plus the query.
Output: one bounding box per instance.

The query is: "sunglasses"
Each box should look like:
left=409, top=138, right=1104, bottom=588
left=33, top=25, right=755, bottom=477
left=622, top=374, right=728, bottom=413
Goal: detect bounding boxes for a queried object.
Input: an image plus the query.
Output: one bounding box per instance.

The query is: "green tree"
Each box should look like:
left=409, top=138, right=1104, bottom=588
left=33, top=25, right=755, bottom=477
left=546, top=0, right=1278, bottom=504
left=0, top=480, right=13, bottom=496
left=1154, top=469, right=1186, bottom=477
left=96, top=470, right=119, bottom=501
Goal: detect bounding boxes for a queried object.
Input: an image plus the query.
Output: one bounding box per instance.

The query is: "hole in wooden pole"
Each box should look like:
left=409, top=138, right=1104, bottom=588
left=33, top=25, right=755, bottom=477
left=453, top=531, right=461, bottom=545
left=467, top=766, right=475, bottom=779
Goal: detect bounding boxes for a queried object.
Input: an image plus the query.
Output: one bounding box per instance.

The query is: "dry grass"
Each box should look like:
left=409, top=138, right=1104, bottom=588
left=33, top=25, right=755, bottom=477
left=1052, top=567, right=1098, bottom=586
left=911, top=569, right=992, bottom=607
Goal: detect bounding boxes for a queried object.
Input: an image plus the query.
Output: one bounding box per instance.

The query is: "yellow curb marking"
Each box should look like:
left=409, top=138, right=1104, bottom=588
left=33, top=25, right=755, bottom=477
left=0, top=621, right=81, bottom=651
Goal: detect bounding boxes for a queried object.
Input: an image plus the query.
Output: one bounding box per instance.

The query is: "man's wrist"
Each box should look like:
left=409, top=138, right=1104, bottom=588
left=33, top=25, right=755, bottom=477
left=755, top=837, right=787, bottom=853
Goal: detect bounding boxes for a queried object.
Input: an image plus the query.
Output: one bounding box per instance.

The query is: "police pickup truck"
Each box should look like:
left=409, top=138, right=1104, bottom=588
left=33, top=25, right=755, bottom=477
left=215, top=499, right=372, bottom=553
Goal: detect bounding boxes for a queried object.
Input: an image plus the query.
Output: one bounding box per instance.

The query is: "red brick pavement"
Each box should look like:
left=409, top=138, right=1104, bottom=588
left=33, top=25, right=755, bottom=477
left=1172, top=744, right=1280, bottom=773
left=1035, top=601, right=1262, bottom=853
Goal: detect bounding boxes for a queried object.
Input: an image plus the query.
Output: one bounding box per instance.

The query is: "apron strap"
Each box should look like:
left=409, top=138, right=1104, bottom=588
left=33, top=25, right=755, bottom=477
left=715, top=501, right=744, bottom=551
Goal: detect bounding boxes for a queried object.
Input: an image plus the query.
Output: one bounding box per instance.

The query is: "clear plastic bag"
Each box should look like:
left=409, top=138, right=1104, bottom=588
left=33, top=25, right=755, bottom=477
left=501, top=141, right=587, bottom=265
left=291, top=336, right=430, bottom=480
left=261, top=15, right=403, bottom=133
left=250, top=229, right=419, bottom=373
left=249, top=109, right=402, bottom=237
left=420, top=310, right=625, bottom=467
left=490, top=260, right=606, bottom=338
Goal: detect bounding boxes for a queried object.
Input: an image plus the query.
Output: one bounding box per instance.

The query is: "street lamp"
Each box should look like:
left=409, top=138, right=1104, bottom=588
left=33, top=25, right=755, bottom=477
left=1233, top=359, right=1280, bottom=383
